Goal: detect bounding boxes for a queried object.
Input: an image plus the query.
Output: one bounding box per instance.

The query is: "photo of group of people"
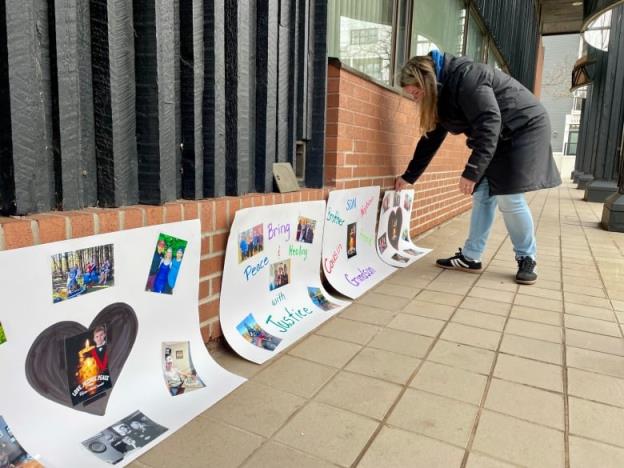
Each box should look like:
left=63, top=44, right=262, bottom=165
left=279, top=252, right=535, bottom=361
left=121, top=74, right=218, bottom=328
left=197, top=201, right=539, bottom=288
left=236, top=314, right=282, bottom=351
left=391, top=253, right=410, bottom=263
left=65, top=325, right=112, bottom=406
left=0, top=322, right=5, bottom=346
left=269, top=260, right=291, bottom=291
left=307, top=287, right=339, bottom=311
left=0, top=416, right=43, bottom=468
left=405, top=248, right=426, bottom=256
left=238, top=224, right=264, bottom=263
left=377, top=233, right=388, bottom=254
left=347, top=223, right=357, bottom=259
left=162, top=342, right=205, bottom=397
left=295, top=217, right=316, bottom=244
left=51, top=244, right=114, bottom=303
left=82, top=411, right=167, bottom=465
left=145, top=234, right=188, bottom=295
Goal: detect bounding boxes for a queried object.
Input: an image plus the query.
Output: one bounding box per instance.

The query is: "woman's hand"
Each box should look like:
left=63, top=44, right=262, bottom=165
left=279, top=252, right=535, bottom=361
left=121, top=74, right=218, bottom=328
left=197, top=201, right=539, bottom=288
left=458, top=176, right=476, bottom=195
left=395, top=176, right=410, bottom=191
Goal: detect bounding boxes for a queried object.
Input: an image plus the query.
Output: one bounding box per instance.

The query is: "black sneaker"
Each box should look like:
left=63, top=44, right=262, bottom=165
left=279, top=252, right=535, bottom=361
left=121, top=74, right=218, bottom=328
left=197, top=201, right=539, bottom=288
left=516, top=256, right=537, bottom=285
left=436, top=248, right=482, bottom=273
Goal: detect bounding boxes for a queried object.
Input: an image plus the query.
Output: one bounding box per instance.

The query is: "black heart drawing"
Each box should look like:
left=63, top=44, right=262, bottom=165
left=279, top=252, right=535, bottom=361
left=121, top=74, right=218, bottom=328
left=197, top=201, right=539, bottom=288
left=387, top=208, right=403, bottom=250
left=25, top=303, right=138, bottom=416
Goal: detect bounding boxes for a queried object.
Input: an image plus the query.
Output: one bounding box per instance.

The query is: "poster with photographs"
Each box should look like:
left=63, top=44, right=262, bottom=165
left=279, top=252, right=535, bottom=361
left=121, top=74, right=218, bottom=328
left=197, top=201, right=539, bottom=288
left=220, top=201, right=349, bottom=364
left=236, top=314, right=283, bottom=351
left=376, top=190, right=431, bottom=267
left=65, top=326, right=112, bottom=406
left=162, top=342, right=205, bottom=396
left=82, top=411, right=167, bottom=465
left=0, top=416, right=43, bottom=468
left=0, top=322, right=6, bottom=345
left=51, top=244, right=114, bottom=303
left=0, top=220, right=245, bottom=467
left=321, top=187, right=395, bottom=299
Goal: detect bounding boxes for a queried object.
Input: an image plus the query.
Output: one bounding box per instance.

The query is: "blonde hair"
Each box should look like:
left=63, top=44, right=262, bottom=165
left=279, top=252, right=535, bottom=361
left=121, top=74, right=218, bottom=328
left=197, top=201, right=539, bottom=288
left=400, top=56, right=438, bottom=134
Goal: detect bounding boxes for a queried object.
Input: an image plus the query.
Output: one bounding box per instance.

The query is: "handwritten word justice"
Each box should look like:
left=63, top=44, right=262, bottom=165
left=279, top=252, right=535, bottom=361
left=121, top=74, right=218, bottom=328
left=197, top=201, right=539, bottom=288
left=360, top=197, right=374, bottom=216
left=266, top=306, right=314, bottom=333
left=244, top=256, right=269, bottom=280
left=346, top=197, right=357, bottom=211
left=345, top=267, right=376, bottom=286
left=326, top=208, right=345, bottom=226
left=267, top=223, right=291, bottom=241
left=324, top=243, right=343, bottom=273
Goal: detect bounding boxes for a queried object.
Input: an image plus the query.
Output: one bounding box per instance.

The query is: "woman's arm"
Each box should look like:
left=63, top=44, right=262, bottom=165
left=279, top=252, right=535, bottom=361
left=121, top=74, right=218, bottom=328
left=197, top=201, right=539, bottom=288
left=401, top=124, right=448, bottom=184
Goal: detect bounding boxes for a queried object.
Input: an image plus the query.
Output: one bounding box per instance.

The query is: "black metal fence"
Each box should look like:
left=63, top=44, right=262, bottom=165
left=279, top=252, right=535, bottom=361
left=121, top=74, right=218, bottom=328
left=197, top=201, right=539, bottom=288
left=0, top=0, right=327, bottom=215
left=472, top=0, right=540, bottom=90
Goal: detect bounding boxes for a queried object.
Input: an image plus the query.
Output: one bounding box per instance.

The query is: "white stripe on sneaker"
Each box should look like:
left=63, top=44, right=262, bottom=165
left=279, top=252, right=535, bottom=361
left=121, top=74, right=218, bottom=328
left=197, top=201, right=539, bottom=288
left=456, top=258, right=470, bottom=268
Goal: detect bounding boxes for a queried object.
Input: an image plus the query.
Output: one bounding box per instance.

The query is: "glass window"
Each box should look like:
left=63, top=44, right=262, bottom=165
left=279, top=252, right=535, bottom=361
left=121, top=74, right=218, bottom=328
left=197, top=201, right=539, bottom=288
left=465, top=12, right=485, bottom=62
left=327, top=0, right=395, bottom=84
left=410, top=0, right=466, bottom=57
left=487, top=43, right=502, bottom=71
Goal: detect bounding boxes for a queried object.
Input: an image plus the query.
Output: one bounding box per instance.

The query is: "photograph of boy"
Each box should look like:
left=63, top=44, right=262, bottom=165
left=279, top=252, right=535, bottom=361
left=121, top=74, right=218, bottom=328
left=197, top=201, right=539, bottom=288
left=51, top=244, right=114, bottom=303
left=401, top=228, right=410, bottom=241
left=83, top=411, right=167, bottom=464
left=403, top=193, right=413, bottom=211
left=295, top=217, right=316, bottom=244
left=393, top=192, right=401, bottom=207
left=0, top=416, right=43, bottom=468
left=388, top=211, right=401, bottom=248
left=269, top=260, right=291, bottom=291
left=146, top=234, right=188, bottom=294
left=346, top=223, right=357, bottom=258
left=161, top=342, right=205, bottom=396
left=238, top=224, right=264, bottom=263
left=65, top=325, right=112, bottom=406
left=236, top=314, right=282, bottom=351
left=0, top=322, right=6, bottom=345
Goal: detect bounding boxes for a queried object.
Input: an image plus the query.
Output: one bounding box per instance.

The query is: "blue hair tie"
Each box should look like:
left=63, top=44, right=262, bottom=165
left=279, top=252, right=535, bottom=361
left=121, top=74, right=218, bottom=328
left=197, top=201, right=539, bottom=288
left=430, top=50, right=444, bottom=81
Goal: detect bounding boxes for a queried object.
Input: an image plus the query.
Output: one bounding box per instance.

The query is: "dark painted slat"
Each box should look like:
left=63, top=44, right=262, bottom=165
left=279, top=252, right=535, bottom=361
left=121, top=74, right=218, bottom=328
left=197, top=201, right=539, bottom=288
left=6, top=0, right=56, bottom=214
left=276, top=0, right=290, bottom=163
left=181, top=0, right=205, bottom=199
left=224, top=0, right=238, bottom=194
left=0, top=0, right=15, bottom=214
left=287, top=0, right=297, bottom=165
left=255, top=0, right=279, bottom=193
left=55, top=0, right=97, bottom=210
left=174, top=0, right=182, bottom=198
left=91, top=0, right=138, bottom=207
left=203, top=0, right=226, bottom=197
left=241, top=0, right=256, bottom=193
left=296, top=0, right=309, bottom=140
left=305, top=0, right=326, bottom=188
left=134, top=0, right=177, bottom=205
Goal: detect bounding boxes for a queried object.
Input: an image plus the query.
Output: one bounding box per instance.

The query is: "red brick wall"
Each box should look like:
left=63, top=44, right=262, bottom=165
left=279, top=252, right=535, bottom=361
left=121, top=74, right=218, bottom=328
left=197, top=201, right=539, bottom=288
left=325, top=61, right=473, bottom=236
left=0, top=189, right=328, bottom=343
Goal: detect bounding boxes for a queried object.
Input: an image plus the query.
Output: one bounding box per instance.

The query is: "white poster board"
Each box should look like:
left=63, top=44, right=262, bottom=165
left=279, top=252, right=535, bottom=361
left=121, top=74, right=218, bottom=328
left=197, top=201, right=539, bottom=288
left=322, top=187, right=396, bottom=299
left=220, top=201, right=349, bottom=364
left=0, top=220, right=245, bottom=467
left=377, top=189, right=431, bottom=267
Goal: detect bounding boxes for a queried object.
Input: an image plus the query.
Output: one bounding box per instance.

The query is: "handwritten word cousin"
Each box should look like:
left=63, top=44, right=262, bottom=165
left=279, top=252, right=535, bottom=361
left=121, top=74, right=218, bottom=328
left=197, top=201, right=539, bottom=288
left=324, top=243, right=343, bottom=273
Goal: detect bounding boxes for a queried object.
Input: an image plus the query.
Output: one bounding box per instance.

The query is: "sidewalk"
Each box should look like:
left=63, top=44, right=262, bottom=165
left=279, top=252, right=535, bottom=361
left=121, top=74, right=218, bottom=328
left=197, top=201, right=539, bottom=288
left=132, top=181, right=624, bottom=468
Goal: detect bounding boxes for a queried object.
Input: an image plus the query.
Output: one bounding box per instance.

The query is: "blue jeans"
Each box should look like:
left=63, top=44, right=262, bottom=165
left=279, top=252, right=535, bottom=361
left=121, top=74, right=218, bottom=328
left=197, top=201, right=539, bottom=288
left=462, top=179, right=536, bottom=261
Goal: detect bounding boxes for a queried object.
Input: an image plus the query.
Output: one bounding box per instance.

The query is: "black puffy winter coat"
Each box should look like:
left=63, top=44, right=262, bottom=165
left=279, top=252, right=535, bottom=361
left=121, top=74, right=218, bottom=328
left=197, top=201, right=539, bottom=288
left=401, top=53, right=562, bottom=195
